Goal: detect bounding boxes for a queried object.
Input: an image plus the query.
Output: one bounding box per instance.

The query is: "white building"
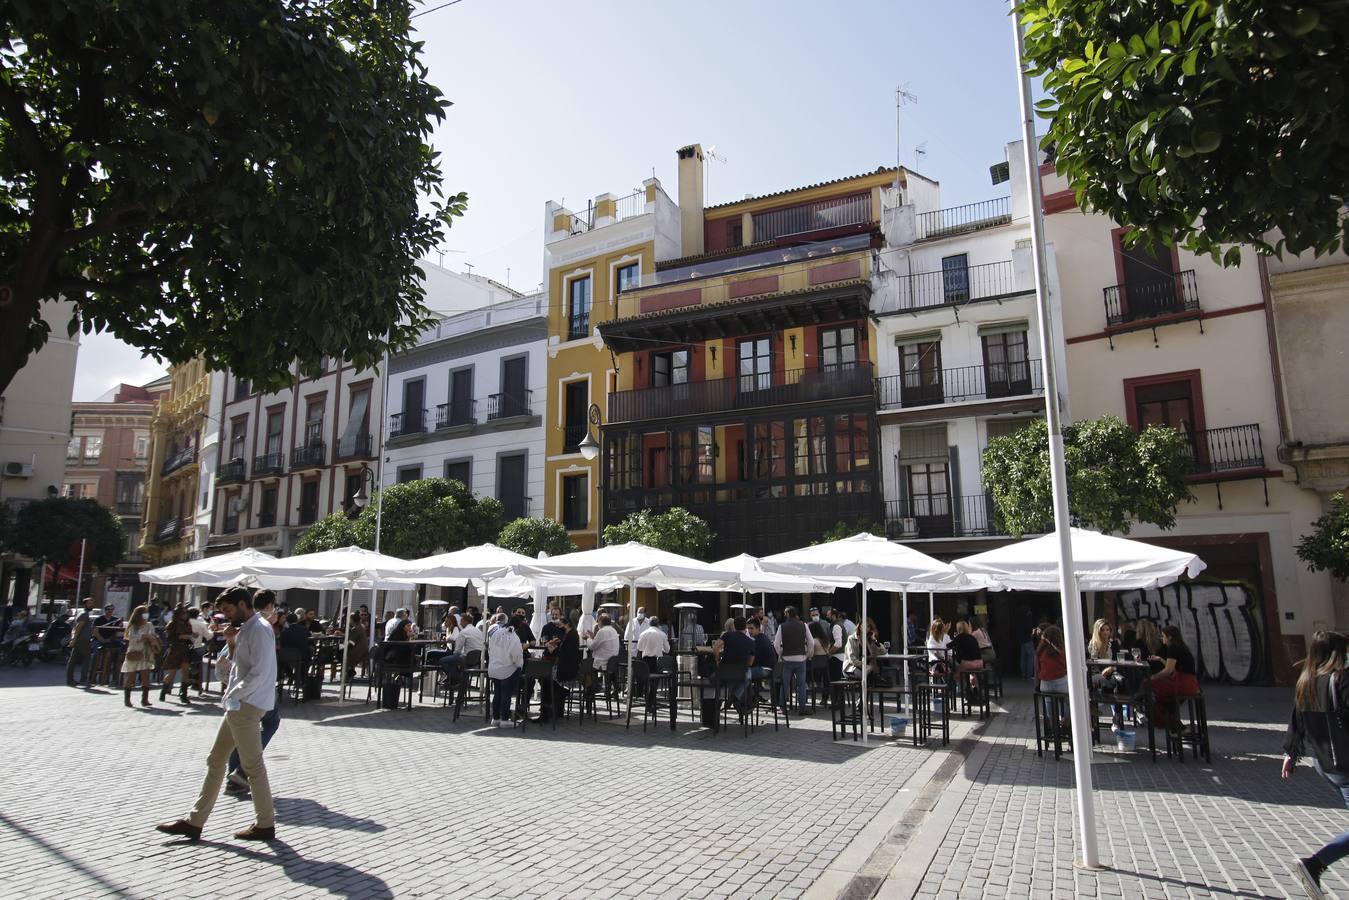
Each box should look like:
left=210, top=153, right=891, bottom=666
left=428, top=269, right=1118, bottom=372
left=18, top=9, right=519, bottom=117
left=383, top=289, right=547, bottom=521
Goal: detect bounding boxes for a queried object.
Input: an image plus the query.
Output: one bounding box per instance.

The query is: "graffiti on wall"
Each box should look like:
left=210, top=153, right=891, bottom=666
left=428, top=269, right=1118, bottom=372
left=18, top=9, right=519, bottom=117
left=1117, top=581, right=1264, bottom=684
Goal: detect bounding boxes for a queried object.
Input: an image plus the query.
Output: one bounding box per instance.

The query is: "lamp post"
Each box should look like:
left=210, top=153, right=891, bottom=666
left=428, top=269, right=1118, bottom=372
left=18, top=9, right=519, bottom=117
left=344, top=464, right=377, bottom=520
left=576, top=403, right=603, bottom=548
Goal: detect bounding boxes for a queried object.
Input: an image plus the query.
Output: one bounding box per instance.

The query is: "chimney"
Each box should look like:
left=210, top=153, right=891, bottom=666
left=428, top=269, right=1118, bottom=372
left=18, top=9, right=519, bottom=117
left=676, top=143, right=705, bottom=257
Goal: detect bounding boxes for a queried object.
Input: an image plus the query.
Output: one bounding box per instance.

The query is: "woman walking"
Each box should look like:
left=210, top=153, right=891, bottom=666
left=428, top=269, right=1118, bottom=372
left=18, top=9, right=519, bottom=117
left=159, top=606, right=195, bottom=704
left=1283, top=630, right=1349, bottom=900
left=121, top=605, right=159, bottom=708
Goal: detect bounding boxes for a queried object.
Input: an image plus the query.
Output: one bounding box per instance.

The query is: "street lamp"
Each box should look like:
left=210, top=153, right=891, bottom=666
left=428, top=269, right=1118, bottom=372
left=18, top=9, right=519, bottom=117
left=344, top=464, right=376, bottom=519
left=577, top=403, right=602, bottom=461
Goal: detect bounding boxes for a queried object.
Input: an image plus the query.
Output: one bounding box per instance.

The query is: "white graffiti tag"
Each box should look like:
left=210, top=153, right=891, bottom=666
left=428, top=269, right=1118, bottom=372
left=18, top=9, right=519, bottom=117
left=1118, top=582, right=1260, bottom=683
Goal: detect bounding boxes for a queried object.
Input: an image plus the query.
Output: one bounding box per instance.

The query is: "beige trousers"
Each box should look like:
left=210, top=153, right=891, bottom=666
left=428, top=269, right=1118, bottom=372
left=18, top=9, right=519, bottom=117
left=187, top=701, right=274, bottom=829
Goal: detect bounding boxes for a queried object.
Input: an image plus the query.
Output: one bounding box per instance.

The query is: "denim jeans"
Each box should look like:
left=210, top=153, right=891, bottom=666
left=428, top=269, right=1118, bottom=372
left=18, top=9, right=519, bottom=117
left=1020, top=641, right=1036, bottom=680
left=492, top=671, right=521, bottom=722
left=779, top=660, right=808, bottom=710
left=1313, top=765, right=1349, bottom=867
left=229, top=703, right=281, bottom=776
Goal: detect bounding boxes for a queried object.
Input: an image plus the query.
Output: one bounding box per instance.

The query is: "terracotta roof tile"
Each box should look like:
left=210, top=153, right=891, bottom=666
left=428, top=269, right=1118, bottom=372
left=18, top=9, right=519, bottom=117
left=703, top=165, right=936, bottom=213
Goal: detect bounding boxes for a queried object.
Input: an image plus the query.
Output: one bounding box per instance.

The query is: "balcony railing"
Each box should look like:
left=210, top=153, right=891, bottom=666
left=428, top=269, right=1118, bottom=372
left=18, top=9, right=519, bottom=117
left=435, top=402, right=476, bottom=429
left=915, top=197, right=1011, bottom=241
left=115, top=500, right=141, bottom=516
left=567, top=311, right=590, bottom=341
left=613, top=189, right=647, bottom=221
left=390, top=410, right=427, bottom=437
left=1185, top=424, right=1264, bottom=476
left=1103, top=270, right=1200, bottom=327
left=161, top=447, right=197, bottom=476
left=154, top=517, right=181, bottom=544
left=258, top=509, right=276, bottom=528
left=629, top=232, right=875, bottom=292
left=884, top=495, right=1005, bottom=539
left=877, top=360, right=1042, bottom=410
left=217, top=459, right=247, bottom=484
left=608, top=362, right=875, bottom=424
left=252, top=452, right=285, bottom=477
left=488, top=391, right=532, bottom=420
left=335, top=432, right=373, bottom=460
left=290, top=441, right=326, bottom=470
left=563, top=423, right=588, bottom=453
left=751, top=193, right=872, bottom=243
left=893, top=259, right=1023, bottom=312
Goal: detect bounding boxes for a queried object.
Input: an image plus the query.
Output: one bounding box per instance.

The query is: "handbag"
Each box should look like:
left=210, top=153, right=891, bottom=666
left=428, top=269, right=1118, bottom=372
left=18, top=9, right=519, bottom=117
left=125, top=649, right=144, bottom=662
left=1306, top=673, right=1349, bottom=775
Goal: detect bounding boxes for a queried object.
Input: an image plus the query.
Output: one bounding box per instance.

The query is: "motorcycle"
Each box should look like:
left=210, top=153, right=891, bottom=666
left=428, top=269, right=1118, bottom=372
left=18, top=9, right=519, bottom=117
left=0, top=628, right=40, bottom=667
left=35, top=615, right=72, bottom=662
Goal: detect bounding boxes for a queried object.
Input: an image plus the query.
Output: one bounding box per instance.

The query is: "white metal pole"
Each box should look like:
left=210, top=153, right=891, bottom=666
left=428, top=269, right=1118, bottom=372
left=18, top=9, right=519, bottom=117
left=901, top=588, right=910, bottom=719
left=860, top=579, right=869, bottom=743
left=1009, top=2, right=1099, bottom=869
left=339, top=584, right=353, bottom=700
left=75, top=538, right=86, bottom=603
left=373, top=339, right=390, bottom=556
left=623, top=579, right=638, bottom=725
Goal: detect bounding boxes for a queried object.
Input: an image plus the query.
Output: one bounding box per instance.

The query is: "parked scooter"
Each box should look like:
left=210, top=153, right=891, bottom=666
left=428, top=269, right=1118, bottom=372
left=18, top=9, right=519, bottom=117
left=35, top=614, right=72, bottom=662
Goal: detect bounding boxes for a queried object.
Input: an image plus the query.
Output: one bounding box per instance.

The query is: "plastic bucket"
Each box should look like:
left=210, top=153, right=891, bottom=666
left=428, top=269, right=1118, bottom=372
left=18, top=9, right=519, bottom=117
left=1115, top=728, right=1137, bottom=752
left=932, top=694, right=946, bottom=714
left=889, top=715, right=908, bottom=738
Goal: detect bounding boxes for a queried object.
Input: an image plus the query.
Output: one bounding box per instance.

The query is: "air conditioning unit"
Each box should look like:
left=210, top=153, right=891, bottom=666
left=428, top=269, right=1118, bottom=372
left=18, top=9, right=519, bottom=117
left=3, top=461, right=33, bottom=478
left=899, top=517, right=919, bottom=538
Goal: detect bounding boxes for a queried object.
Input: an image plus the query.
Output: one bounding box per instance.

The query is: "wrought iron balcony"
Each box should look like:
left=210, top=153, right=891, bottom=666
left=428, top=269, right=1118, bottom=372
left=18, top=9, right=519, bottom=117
left=877, top=360, right=1042, bottom=410
left=335, top=432, right=373, bottom=461
left=1185, top=423, right=1264, bottom=476
left=563, top=423, right=588, bottom=453
left=115, top=500, right=141, bottom=516
left=434, top=402, right=476, bottom=430
left=290, top=441, right=326, bottom=470
left=915, top=197, right=1011, bottom=241
left=390, top=410, right=427, bottom=437
left=567, top=311, right=590, bottom=341
left=884, top=495, right=1005, bottom=540
left=217, top=459, right=247, bottom=484
left=252, top=452, right=285, bottom=477
left=893, top=259, right=1024, bottom=312
left=258, top=509, right=276, bottom=528
left=160, top=447, right=197, bottom=476
left=607, top=361, right=875, bottom=425
left=1103, top=270, right=1200, bottom=328
left=154, top=517, right=181, bottom=543
left=751, top=193, right=872, bottom=243
left=487, top=391, right=532, bottom=421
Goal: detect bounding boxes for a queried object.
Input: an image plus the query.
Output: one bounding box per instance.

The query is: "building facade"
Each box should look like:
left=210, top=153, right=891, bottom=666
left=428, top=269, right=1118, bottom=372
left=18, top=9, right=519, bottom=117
left=382, top=287, right=547, bottom=518
left=542, top=175, right=681, bottom=548
left=0, top=300, right=80, bottom=606
left=64, top=379, right=168, bottom=603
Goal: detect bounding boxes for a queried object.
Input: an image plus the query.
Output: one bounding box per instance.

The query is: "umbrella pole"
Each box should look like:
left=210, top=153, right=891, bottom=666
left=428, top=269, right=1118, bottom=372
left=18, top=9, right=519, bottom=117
left=339, top=582, right=353, bottom=701
left=902, top=589, right=910, bottom=721
left=861, top=579, right=868, bottom=744
left=623, top=579, right=637, bottom=727
left=928, top=591, right=934, bottom=625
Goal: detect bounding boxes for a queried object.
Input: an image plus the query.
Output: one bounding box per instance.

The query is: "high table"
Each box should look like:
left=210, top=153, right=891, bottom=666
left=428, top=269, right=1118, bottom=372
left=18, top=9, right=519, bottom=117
left=1086, top=658, right=1157, bottom=761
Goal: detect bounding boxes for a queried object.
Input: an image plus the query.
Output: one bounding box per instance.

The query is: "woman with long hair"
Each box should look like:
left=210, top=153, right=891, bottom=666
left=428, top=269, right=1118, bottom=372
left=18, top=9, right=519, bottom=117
left=926, top=618, right=950, bottom=663
left=1283, top=630, right=1349, bottom=899
left=158, top=606, right=195, bottom=704
left=1149, top=625, right=1200, bottom=728
left=843, top=618, right=885, bottom=680
left=121, top=605, right=158, bottom=708
left=1036, top=625, right=1068, bottom=693
left=1087, top=618, right=1119, bottom=660
left=1133, top=620, right=1163, bottom=666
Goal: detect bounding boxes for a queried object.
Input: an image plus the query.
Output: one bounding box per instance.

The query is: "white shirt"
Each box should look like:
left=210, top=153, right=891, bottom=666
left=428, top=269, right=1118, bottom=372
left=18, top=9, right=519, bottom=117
left=842, top=618, right=856, bottom=641
left=763, top=614, right=778, bottom=640
left=486, top=625, right=523, bottom=679
left=223, top=612, right=276, bottom=713
left=926, top=634, right=951, bottom=663
left=625, top=616, right=650, bottom=643
left=590, top=625, right=620, bottom=664
left=636, top=627, right=670, bottom=658
left=831, top=623, right=847, bottom=662
left=454, top=625, right=485, bottom=657
left=385, top=616, right=407, bottom=640
left=187, top=617, right=212, bottom=649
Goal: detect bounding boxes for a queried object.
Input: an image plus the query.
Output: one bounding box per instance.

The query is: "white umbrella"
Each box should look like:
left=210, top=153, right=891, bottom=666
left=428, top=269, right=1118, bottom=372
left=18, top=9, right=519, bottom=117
left=951, top=527, right=1206, bottom=591
left=139, top=548, right=276, bottom=587
left=242, top=546, right=415, bottom=701
left=515, top=543, right=740, bottom=725
left=760, top=533, right=976, bottom=742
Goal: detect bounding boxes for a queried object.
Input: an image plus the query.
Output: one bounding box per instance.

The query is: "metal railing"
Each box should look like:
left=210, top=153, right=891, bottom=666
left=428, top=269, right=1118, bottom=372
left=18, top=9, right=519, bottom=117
left=567, top=310, right=590, bottom=341
left=563, top=424, right=588, bottom=453
left=884, top=495, right=1005, bottom=539
left=488, top=391, right=532, bottom=420
left=154, top=517, right=181, bottom=543
left=258, top=509, right=276, bottom=528
left=607, top=362, right=875, bottom=424
left=161, top=447, right=197, bottom=476
left=1103, top=270, right=1200, bottom=327
left=751, top=193, right=872, bottom=243
left=877, top=360, right=1042, bottom=409
left=290, top=441, right=326, bottom=470
left=915, top=197, right=1011, bottom=241
left=217, top=459, right=247, bottom=483
left=613, top=189, right=647, bottom=222
left=1185, top=423, right=1264, bottom=475
left=335, top=432, right=373, bottom=460
left=390, top=410, right=427, bottom=437
left=894, top=259, right=1022, bottom=311
left=252, top=452, right=285, bottom=477
left=435, top=401, right=477, bottom=429
left=115, top=500, right=140, bottom=516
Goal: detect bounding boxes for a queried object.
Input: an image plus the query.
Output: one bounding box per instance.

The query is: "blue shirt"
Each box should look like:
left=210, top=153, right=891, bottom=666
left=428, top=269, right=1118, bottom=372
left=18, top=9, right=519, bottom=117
left=752, top=633, right=777, bottom=670
left=719, top=630, right=756, bottom=667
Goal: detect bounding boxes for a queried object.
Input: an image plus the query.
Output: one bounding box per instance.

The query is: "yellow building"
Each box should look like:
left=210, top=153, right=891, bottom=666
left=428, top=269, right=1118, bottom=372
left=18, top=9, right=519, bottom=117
left=141, top=358, right=215, bottom=567
left=542, top=177, right=682, bottom=547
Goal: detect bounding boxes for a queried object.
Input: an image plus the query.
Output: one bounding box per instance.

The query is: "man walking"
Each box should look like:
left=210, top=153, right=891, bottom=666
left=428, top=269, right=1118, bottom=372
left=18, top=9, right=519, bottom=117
left=773, top=606, right=812, bottom=716
left=66, top=597, right=95, bottom=688
left=225, top=591, right=281, bottom=797
left=156, top=586, right=277, bottom=842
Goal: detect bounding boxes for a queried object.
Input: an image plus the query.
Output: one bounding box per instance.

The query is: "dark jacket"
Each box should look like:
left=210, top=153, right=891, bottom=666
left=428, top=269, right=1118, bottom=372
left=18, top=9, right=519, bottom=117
left=1284, top=671, right=1349, bottom=764
left=553, top=630, right=581, bottom=682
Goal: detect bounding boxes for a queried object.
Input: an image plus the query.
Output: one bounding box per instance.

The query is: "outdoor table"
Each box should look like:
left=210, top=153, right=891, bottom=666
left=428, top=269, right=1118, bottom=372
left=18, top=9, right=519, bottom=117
left=1086, top=659, right=1157, bottom=762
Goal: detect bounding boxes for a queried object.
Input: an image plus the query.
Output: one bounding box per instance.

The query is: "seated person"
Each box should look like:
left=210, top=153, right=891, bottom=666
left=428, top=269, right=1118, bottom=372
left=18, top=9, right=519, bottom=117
left=948, top=620, right=984, bottom=697
left=714, top=617, right=756, bottom=705
left=747, top=619, right=778, bottom=683
left=842, top=618, right=885, bottom=681
left=280, top=612, right=313, bottom=671
left=539, top=619, right=581, bottom=721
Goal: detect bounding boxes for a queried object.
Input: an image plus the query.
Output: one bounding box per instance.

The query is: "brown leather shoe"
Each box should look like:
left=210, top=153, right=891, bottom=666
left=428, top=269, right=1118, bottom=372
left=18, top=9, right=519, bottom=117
left=233, top=823, right=276, bottom=841
left=155, top=819, right=202, bottom=841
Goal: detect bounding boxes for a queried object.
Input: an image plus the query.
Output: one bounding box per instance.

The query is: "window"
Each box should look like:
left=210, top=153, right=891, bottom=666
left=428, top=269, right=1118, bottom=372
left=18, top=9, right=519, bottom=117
left=671, top=428, right=713, bottom=487
left=563, top=381, right=588, bottom=453
left=907, top=462, right=951, bottom=519
left=1115, top=230, right=1180, bottom=319
left=751, top=421, right=787, bottom=498
left=728, top=221, right=743, bottom=248
left=567, top=276, right=592, bottom=340
left=400, top=379, right=425, bottom=433
left=259, top=486, right=278, bottom=527
left=67, top=436, right=81, bottom=460
left=616, top=263, right=640, bottom=294
left=444, top=459, right=471, bottom=487
left=737, top=337, right=772, bottom=392
left=561, top=473, right=588, bottom=530
left=134, top=434, right=149, bottom=460
left=83, top=434, right=103, bottom=461
left=819, top=327, right=857, bottom=372
left=651, top=349, right=689, bottom=387
left=298, top=481, right=319, bottom=525
left=498, top=356, right=528, bottom=418
left=1134, top=380, right=1196, bottom=433
left=343, top=472, right=364, bottom=512
left=981, top=328, right=1031, bottom=398
left=233, top=377, right=250, bottom=401
left=304, top=399, right=324, bottom=445
left=338, top=388, right=371, bottom=457
left=792, top=416, right=828, bottom=496
left=447, top=369, right=473, bottom=426
left=941, top=254, right=970, bottom=304
left=265, top=410, right=284, bottom=458
left=397, top=464, right=423, bottom=484
left=832, top=413, right=872, bottom=493
left=222, top=493, right=241, bottom=533
left=498, top=454, right=527, bottom=521
left=63, top=482, right=94, bottom=499
left=605, top=434, right=639, bottom=492
left=898, top=339, right=943, bottom=406
left=228, top=419, right=247, bottom=461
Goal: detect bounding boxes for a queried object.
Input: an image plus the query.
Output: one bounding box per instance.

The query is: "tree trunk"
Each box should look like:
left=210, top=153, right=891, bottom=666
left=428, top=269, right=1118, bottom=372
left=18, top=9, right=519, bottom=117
left=0, top=288, right=42, bottom=396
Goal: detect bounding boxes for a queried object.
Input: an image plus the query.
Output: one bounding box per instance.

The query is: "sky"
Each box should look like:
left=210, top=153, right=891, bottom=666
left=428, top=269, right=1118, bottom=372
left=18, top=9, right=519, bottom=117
left=72, top=0, right=1027, bottom=400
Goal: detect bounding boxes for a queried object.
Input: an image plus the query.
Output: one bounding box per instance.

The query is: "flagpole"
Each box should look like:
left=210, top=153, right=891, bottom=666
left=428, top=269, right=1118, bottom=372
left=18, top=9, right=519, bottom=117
left=1009, top=2, right=1099, bottom=869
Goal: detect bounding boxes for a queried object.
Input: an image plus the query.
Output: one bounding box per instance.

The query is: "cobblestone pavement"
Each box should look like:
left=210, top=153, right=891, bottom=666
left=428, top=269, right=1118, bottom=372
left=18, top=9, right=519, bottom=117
left=1, top=664, right=1343, bottom=900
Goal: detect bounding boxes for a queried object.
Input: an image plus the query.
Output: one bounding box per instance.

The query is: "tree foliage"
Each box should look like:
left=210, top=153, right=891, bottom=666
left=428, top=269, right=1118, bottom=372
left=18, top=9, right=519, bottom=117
left=602, top=507, right=715, bottom=560
left=11, top=497, right=125, bottom=570
left=819, top=519, right=885, bottom=544
left=981, top=416, right=1194, bottom=536
left=0, top=1, right=465, bottom=395
left=1020, top=0, right=1349, bottom=262
left=294, top=478, right=502, bottom=559
left=496, top=517, right=576, bottom=559
left=1297, top=493, right=1349, bottom=581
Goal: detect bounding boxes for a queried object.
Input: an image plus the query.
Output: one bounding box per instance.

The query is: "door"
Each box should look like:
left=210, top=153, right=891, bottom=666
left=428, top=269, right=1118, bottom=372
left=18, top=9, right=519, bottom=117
left=563, top=381, right=588, bottom=452
left=981, top=330, right=1031, bottom=398
left=737, top=337, right=772, bottom=396
left=402, top=379, right=425, bottom=433
left=942, top=254, right=970, bottom=304
left=499, top=357, right=527, bottom=418
left=1118, top=237, right=1177, bottom=319
left=905, top=462, right=953, bottom=538
left=449, top=369, right=473, bottom=425
left=497, top=454, right=527, bottom=521
left=899, top=341, right=944, bottom=406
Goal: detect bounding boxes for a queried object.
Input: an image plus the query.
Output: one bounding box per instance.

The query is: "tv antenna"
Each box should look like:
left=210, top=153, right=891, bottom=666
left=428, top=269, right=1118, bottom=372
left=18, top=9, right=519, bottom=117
left=895, top=84, right=918, bottom=197
left=435, top=247, right=466, bottom=267
left=704, top=145, right=727, bottom=206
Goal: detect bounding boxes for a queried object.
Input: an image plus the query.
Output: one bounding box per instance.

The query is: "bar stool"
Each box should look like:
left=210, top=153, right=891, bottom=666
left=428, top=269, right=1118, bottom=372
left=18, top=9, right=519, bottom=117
left=1034, top=690, right=1072, bottom=760
left=1166, top=692, right=1211, bottom=763
left=829, top=680, right=862, bottom=742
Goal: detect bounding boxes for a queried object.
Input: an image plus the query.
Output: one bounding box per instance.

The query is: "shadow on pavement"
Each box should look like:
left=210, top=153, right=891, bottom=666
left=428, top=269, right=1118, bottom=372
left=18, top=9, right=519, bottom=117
left=198, top=839, right=393, bottom=899
left=271, top=796, right=386, bottom=833
left=0, top=811, right=137, bottom=897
